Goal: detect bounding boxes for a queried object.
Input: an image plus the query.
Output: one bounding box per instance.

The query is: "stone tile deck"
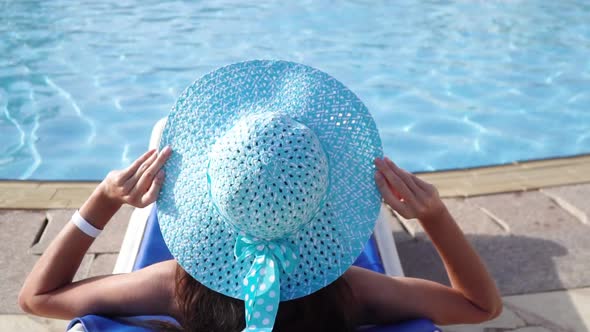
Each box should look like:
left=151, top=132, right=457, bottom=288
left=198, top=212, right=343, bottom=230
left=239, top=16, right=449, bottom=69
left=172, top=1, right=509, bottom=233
left=448, top=287, right=590, bottom=332
left=0, top=314, right=67, bottom=332
left=392, top=185, right=590, bottom=295
left=0, top=207, right=132, bottom=314
left=1, top=154, right=589, bottom=331
left=31, top=208, right=133, bottom=255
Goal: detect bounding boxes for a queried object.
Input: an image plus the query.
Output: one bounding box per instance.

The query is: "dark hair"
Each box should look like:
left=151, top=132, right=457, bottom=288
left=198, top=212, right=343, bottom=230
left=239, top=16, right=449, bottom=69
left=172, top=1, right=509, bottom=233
left=151, top=263, right=357, bottom=332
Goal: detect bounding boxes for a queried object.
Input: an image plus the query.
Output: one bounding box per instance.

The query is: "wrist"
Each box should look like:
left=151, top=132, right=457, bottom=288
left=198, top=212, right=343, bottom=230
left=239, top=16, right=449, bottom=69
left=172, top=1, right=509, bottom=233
left=78, top=183, right=123, bottom=230
left=72, top=210, right=102, bottom=237
left=96, top=181, right=123, bottom=207
left=417, top=207, right=455, bottom=241
left=418, top=202, right=449, bottom=225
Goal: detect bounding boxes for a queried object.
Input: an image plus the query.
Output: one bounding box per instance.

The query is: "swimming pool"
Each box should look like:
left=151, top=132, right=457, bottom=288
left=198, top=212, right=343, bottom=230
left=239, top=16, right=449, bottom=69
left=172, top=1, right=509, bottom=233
left=1, top=0, right=589, bottom=180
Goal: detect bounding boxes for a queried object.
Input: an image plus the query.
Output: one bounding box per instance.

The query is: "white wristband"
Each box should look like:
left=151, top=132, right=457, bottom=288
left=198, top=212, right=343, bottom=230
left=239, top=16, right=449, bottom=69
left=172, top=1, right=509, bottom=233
left=71, top=210, right=102, bottom=238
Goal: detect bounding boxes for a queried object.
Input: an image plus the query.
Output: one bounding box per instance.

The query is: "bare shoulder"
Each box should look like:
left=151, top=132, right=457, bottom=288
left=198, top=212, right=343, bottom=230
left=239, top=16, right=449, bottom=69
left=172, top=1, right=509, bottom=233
left=94, top=259, right=180, bottom=318
left=136, top=259, right=177, bottom=283
left=343, top=266, right=496, bottom=326
left=342, top=266, right=422, bottom=325
left=131, top=259, right=180, bottom=317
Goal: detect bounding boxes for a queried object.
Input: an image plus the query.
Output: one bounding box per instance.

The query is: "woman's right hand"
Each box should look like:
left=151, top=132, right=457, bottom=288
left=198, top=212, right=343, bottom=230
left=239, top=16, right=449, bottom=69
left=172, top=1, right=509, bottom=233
left=374, top=156, right=446, bottom=222
left=100, top=146, right=172, bottom=208
left=366, top=157, right=503, bottom=325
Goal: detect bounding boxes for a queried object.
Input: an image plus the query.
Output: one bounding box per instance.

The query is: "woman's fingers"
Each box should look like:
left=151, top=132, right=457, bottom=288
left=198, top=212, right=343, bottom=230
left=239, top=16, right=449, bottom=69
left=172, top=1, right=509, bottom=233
left=374, top=171, right=413, bottom=218
left=374, top=158, right=416, bottom=206
left=120, top=149, right=156, bottom=182
left=379, top=156, right=445, bottom=221
left=125, top=151, right=158, bottom=192
left=384, top=157, right=423, bottom=197
left=134, top=146, right=172, bottom=195
left=141, top=169, right=165, bottom=207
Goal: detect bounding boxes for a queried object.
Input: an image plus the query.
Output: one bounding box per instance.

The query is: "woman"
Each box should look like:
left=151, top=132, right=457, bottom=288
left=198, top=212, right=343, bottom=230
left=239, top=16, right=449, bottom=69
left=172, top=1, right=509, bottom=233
left=19, top=60, right=502, bottom=331
left=19, top=150, right=502, bottom=330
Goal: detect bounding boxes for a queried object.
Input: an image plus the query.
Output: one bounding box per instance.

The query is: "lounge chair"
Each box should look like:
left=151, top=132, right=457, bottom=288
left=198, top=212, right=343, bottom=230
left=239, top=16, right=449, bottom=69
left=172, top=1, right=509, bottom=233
left=66, top=118, right=440, bottom=332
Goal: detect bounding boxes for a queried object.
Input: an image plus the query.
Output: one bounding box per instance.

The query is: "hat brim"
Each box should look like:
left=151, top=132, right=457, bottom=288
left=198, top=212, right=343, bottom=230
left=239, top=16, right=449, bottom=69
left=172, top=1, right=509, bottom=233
left=157, top=60, right=382, bottom=301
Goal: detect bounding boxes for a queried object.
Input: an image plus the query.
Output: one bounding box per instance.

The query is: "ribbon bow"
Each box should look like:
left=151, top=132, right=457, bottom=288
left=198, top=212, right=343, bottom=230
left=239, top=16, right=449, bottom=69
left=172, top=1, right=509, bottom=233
left=234, top=235, right=298, bottom=331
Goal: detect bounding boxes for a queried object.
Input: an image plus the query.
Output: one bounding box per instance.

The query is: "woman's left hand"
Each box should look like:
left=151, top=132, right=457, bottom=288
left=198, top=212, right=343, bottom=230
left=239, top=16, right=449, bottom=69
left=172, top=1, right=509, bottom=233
left=374, top=156, right=446, bottom=222
left=100, top=146, right=172, bottom=208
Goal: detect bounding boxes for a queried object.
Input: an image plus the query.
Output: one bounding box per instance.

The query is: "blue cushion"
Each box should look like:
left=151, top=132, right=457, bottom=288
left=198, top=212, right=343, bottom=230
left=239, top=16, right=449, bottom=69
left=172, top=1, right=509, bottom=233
left=132, top=205, right=172, bottom=270
left=67, top=314, right=177, bottom=331
left=358, top=319, right=441, bottom=332
left=69, top=205, right=440, bottom=332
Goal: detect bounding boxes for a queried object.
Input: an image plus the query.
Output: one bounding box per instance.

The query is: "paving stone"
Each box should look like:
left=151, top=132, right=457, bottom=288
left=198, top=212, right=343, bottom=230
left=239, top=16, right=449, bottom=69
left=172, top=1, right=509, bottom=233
left=88, top=254, right=118, bottom=277
left=569, top=287, right=590, bottom=330
left=511, top=327, right=551, bottom=332
left=0, top=182, right=98, bottom=209
left=542, top=183, right=590, bottom=224
left=0, top=211, right=46, bottom=313
left=504, top=288, right=590, bottom=332
left=516, top=165, right=582, bottom=191
left=73, top=255, right=95, bottom=282
left=0, top=210, right=95, bottom=313
left=395, top=198, right=508, bottom=239
left=53, top=188, right=97, bottom=209
left=441, top=197, right=508, bottom=235
left=466, top=191, right=590, bottom=295
left=391, top=210, right=418, bottom=240
left=32, top=206, right=134, bottom=254
left=384, top=206, right=414, bottom=244
left=394, top=236, right=451, bottom=286
left=0, top=188, right=56, bottom=207
left=446, top=304, right=525, bottom=331
left=0, top=314, right=68, bottom=332
left=443, top=327, right=484, bottom=332
left=392, top=198, right=512, bottom=289
left=395, top=232, right=572, bottom=296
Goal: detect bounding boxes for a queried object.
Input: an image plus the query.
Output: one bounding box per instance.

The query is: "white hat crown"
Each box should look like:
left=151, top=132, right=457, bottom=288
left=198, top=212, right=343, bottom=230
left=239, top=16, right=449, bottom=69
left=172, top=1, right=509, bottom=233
left=207, top=112, right=329, bottom=239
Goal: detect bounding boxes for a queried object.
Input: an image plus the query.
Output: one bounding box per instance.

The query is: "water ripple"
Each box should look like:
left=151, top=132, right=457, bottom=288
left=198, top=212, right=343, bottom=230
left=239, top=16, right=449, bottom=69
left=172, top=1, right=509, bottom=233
left=15, top=88, right=41, bottom=179
left=21, top=111, right=41, bottom=179
left=1, top=94, right=25, bottom=154
left=1, top=0, right=589, bottom=179
left=44, top=75, right=96, bottom=144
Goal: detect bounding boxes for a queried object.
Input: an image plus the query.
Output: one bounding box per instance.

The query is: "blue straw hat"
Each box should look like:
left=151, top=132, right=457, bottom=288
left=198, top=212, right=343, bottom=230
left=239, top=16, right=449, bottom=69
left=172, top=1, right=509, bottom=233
left=157, top=60, right=382, bottom=331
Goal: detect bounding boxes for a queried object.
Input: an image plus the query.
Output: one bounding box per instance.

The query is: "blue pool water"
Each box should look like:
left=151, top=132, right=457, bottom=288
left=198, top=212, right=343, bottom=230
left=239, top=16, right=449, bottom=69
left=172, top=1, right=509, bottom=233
left=1, top=1, right=589, bottom=180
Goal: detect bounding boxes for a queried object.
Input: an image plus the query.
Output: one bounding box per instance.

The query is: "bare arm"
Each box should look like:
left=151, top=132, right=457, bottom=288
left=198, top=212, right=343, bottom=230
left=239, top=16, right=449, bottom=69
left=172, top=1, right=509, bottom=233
left=418, top=205, right=501, bottom=321
left=353, top=157, right=502, bottom=325
left=19, top=147, right=176, bottom=319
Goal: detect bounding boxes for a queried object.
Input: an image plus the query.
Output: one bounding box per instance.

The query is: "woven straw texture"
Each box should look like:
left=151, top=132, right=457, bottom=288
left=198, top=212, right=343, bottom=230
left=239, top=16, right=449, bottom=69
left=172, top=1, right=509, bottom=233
left=157, top=60, right=383, bottom=300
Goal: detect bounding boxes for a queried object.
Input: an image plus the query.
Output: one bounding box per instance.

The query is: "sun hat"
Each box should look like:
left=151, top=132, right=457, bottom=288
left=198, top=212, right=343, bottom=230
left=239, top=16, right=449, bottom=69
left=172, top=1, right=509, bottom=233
left=157, top=60, right=382, bottom=331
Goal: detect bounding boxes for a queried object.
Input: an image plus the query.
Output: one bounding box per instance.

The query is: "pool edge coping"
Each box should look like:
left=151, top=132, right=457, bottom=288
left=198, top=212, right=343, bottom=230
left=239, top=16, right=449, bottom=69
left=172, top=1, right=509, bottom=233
left=1, top=153, right=590, bottom=209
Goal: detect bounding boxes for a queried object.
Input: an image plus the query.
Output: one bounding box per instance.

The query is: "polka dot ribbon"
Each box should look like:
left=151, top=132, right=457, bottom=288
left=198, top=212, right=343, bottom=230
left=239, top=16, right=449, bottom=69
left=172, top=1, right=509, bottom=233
left=234, top=235, right=298, bottom=331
